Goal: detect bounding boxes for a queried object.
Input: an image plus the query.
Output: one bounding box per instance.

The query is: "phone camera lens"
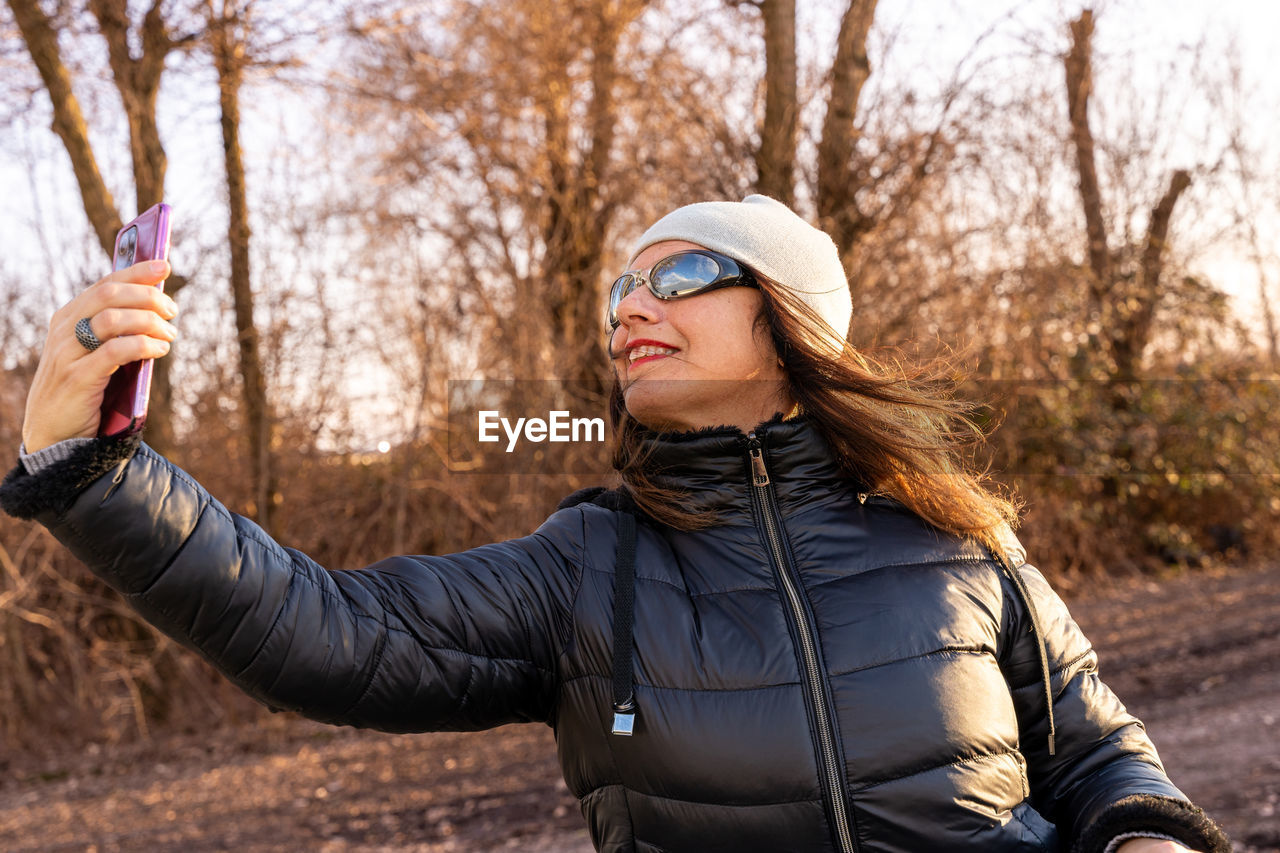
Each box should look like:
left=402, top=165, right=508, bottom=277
left=114, top=226, right=139, bottom=271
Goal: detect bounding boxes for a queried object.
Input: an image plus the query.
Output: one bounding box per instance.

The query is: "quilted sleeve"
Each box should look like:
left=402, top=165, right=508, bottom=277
left=1, top=439, right=587, bottom=732
left=998, top=563, right=1230, bottom=853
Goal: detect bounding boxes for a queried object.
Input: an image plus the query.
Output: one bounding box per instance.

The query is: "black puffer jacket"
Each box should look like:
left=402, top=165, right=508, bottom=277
left=1, top=418, right=1229, bottom=853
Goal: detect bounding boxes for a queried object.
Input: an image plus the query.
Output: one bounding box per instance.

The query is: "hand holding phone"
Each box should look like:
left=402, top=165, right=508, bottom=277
left=99, top=203, right=173, bottom=436
left=18, top=205, right=176, bottom=455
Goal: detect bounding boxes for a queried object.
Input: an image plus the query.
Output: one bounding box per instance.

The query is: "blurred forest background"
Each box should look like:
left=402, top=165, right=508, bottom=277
left=0, top=0, right=1277, bottom=750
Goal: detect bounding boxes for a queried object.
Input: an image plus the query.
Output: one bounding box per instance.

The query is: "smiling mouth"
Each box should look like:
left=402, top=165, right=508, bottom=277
left=628, top=344, right=679, bottom=365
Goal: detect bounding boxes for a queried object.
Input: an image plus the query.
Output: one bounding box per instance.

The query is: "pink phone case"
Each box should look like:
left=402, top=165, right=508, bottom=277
left=99, top=203, right=172, bottom=437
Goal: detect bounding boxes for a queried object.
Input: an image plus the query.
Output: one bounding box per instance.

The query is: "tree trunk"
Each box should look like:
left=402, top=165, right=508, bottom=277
left=1064, top=11, right=1111, bottom=318
left=1259, top=273, right=1280, bottom=372
left=1063, top=11, right=1194, bottom=504
left=755, top=0, right=796, bottom=206
left=816, top=0, right=878, bottom=268
left=7, top=0, right=122, bottom=256
left=88, top=0, right=169, bottom=212
left=89, top=0, right=186, bottom=455
left=209, top=0, right=277, bottom=533
left=540, top=1, right=642, bottom=380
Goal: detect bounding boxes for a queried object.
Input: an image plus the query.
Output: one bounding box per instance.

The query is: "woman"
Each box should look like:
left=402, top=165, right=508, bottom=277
left=3, top=196, right=1228, bottom=852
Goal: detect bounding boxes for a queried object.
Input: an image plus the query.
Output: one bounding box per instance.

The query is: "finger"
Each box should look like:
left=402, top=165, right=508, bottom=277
left=81, top=258, right=173, bottom=304
left=76, top=279, right=179, bottom=321
left=87, top=308, right=179, bottom=345
left=89, top=333, right=173, bottom=370
left=101, top=258, right=170, bottom=285
left=51, top=261, right=175, bottom=328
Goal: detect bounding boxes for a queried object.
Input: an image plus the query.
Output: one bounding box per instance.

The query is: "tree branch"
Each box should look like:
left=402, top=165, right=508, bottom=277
left=88, top=0, right=173, bottom=211
left=1142, top=169, right=1191, bottom=290
left=1112, top=168, right=1192, bottom=376
left=6, top=0, right=122, bottom=255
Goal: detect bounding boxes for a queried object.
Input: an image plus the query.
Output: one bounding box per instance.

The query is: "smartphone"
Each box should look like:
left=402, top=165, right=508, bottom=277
left=99, top=203, right=172, bottom=437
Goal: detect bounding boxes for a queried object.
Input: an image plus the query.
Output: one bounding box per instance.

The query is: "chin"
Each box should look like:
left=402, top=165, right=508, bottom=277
left=622, top=401, right=688, bottom=433
left=620, top=382, right=696, bottom=432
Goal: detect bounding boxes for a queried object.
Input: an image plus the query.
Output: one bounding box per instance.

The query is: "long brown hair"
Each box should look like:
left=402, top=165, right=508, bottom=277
left=608, top=276, right=1022, bottom=558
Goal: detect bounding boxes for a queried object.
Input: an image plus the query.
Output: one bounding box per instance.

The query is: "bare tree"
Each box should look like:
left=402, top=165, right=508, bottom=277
left=206, top=0, right=277, bottom=532
left=539, top=0, right=649, bottom=375
left=1065, top=9, right=1191, bottom=382
left=753, top=0, right=797, bottom=205
left=747, top=0, right=879, bottom=226
left=815, top=0, right=879, bottom=260
left=748, top=0, right=970, bottom=340
left=6, top=0, right=120, bottom=252
left=1064, top=11, right=1111, bottom=300
left=340, top=0, right=753, bottom=382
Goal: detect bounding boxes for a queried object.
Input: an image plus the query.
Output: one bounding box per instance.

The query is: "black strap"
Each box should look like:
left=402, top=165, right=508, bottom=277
left=556, top=486, right=642, bottom=735
left=611, top=511, right=638, bottom=734
left=992, top=548, right=1057, bottom=757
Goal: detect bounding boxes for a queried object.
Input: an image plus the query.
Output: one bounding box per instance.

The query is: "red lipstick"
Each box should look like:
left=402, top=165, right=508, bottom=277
left=622, top=338, right=679, bottom=369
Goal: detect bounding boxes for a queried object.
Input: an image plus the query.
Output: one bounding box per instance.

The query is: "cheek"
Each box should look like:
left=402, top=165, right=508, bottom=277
left=607, top=332, right=627, bottom=371
left=753, top=326, right=781, bottom=364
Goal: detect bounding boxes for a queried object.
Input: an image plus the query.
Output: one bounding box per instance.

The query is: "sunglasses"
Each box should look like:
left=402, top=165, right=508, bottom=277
left=607, top=250, right=758, bottom=329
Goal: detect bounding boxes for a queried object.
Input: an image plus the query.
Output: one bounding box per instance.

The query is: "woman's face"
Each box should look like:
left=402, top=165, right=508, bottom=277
left=609, top=240, right=794, bottom=433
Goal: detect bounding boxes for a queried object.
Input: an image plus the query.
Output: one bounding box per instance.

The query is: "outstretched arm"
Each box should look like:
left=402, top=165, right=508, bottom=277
left=6, top=255, right=584, bottom=732
left=2, top=435, right=585, bottom=731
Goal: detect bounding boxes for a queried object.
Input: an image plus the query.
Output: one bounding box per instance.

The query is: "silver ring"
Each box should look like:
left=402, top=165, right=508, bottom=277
left=75, top=317, right=102, bottom=352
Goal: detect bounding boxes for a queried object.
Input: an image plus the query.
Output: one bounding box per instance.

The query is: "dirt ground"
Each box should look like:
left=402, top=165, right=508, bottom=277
left=0, top=559, right=1276, bottom=852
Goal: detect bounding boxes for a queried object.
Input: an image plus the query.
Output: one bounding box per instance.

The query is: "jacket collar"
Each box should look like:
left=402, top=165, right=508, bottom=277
left=636, top=415, right=861, bottom=519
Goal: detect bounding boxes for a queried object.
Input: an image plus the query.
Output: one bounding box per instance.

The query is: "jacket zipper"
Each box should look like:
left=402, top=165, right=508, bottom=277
left=747, top=435, right=858, bottom=853
left=101, top=462, right=128, bottom=502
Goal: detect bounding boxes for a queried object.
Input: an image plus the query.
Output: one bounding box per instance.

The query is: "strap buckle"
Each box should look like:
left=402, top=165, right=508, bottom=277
left=611, top=701, right=636, bottom=736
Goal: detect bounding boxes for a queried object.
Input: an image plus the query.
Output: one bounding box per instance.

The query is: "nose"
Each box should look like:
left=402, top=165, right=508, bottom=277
left=614, top=279, right=662, bottom=330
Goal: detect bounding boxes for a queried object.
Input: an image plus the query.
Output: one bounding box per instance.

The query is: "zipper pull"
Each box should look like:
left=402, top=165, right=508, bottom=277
left=101, top=462, right=128, bottom=503
left=747, top=434, right=770, bottom=486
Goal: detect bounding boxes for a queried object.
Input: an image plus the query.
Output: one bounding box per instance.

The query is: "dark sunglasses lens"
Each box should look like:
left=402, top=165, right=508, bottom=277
left=651, top=253, right=723, bottom=297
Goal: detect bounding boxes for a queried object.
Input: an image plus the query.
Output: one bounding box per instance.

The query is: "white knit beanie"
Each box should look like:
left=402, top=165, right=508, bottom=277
left=631, top=194, right=852, bottom=343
